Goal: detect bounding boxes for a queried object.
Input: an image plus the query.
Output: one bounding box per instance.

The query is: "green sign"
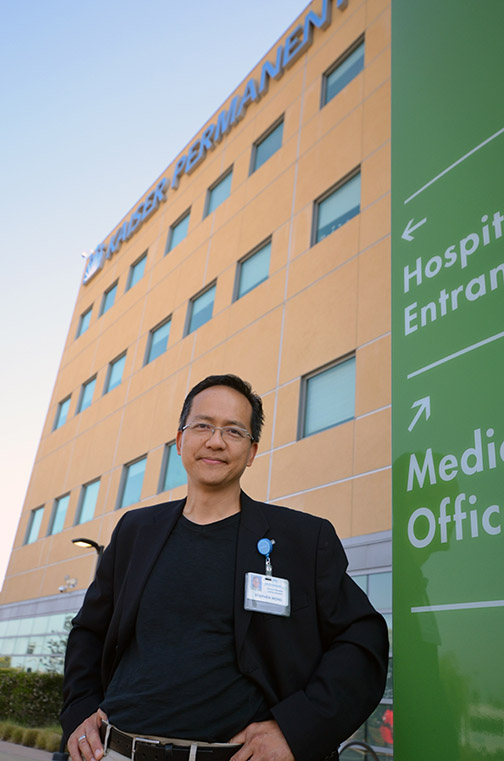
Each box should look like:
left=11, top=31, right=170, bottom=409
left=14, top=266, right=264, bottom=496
left=392, top=2, right=504, bottom=759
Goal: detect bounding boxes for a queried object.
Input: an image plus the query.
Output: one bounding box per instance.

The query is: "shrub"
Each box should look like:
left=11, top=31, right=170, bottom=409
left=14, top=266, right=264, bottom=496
left=0, top=721, right=17, bottom=740
left=11, top=726, right=24, bottom=744
left=23, top=727, right=39, bottom=747
left=0, top=668, right=63, bottom=726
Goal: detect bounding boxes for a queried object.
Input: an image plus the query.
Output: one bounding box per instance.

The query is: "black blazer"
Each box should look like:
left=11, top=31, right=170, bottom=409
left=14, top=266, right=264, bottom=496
left=61, top=493, right=388, bottom=761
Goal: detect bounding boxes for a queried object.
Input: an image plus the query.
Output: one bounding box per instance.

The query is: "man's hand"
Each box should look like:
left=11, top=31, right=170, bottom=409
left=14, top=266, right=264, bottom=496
left=67, top=708, right=108, bottom=761
left=229, top=719, right=295, bottom=761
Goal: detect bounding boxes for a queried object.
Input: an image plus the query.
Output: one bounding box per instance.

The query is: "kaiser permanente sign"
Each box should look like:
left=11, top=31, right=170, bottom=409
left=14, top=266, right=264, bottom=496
left=83, top=0, right=347, bottom=285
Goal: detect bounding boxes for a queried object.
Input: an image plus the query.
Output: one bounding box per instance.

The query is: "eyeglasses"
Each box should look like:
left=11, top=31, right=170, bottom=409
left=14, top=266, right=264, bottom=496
left=181, top=422, right=254, bottom=443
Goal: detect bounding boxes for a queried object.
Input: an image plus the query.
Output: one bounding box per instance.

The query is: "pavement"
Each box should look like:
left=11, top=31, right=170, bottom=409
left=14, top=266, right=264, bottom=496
left=0, top=740, right=55, bottom=761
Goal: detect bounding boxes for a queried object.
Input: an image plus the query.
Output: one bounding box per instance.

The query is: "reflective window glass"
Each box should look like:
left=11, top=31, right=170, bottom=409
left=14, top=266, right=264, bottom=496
left=166, top=211, right=190, bottom=253
left=323, top=41, right=364, bottom=106
left=100, top=282, right=118, bottom=316
left=252, top=120, right=283, bottom=173
left=188, top=284, right=216, bottom=334
left=119, top=457, right=147, bottom=509
left=127, top=254, right=147, bottom=291
left=368, top=571, right=392, bottom=610
left=303, top=357, right=356, bottom=437
left=237, top=241, right=271, bottom=299
left=77, top=377, right=96, bottom=413
left=76, top=306, right=92, bottom=338
left=76, top=479, right=100, bottom=524
left=206, top=170, right=232, bottom=216
left=54, top=396, right=71, bottom=430
left=48, top=494, right=69, bottom=535
left=105, top=353, right=126, bottom=393
left=315, top=173, right=361, bottom=243
left=25, top=507, right=44, bottom=544
left=162, top=442, right=187, bottom=491
left=146, top=320, right=171, bottom=364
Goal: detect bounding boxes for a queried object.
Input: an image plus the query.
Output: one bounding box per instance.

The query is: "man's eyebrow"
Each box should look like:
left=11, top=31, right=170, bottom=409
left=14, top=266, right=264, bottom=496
left=191, top=414, right=249, bottom=428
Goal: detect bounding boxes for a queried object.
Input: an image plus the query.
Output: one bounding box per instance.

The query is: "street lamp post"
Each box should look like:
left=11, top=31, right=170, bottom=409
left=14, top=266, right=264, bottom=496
left=52, top=537, right=105, bottom=761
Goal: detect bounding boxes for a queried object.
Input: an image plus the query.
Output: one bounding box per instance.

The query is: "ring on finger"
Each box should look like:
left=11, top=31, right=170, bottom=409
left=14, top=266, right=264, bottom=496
left=78, top=734, right=87, bottom=743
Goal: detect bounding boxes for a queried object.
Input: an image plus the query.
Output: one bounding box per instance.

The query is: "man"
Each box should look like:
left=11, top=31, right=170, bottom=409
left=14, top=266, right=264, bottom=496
left=62, top=374, right=388, bottom=761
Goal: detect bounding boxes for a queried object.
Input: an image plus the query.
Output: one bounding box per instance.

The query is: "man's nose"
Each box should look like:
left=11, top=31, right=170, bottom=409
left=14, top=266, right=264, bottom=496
left=205, top=427, right=226, bottom=447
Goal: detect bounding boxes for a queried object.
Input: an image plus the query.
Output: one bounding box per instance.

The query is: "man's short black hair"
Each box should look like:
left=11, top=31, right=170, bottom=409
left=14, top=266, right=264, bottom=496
left=178, top=374, right=264, bottom=442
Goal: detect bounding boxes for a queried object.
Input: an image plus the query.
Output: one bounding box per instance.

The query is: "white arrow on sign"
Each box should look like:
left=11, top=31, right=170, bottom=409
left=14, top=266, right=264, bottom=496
left=408, top=396, right=431, bottom=432
left=402, top=217, right=427, bottom=241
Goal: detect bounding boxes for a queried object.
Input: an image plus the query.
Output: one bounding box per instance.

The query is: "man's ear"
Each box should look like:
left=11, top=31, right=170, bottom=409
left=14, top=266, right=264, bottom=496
left=246, top=441, right=258, bottom=468
left=176, top=429, right=183, bottom=455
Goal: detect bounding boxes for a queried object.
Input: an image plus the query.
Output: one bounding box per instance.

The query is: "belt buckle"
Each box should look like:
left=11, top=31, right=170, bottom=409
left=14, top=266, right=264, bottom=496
left=132, top=735, right=160, bottom=761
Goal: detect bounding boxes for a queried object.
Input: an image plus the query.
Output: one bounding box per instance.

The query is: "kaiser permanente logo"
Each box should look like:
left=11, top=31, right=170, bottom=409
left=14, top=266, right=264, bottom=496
left=83, top=0, right=347, bottom=285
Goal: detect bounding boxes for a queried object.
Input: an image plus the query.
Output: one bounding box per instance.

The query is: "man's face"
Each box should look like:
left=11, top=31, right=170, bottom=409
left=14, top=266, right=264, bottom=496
left=176, top=385, right=258, bottom=490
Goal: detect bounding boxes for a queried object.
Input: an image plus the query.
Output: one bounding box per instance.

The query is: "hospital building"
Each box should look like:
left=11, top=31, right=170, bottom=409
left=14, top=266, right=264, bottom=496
left=0, top=0, right=392, bottom=755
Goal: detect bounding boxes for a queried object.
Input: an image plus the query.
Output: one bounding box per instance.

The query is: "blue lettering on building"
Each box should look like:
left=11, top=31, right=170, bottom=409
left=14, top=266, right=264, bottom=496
left=83, top=0, right=345, bottom=284
left=83, top=178, right=168, bottom=284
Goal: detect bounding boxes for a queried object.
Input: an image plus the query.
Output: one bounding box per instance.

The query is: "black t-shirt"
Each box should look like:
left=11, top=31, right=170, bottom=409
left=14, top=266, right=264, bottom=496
left=101, top=512, right=270, bottom=740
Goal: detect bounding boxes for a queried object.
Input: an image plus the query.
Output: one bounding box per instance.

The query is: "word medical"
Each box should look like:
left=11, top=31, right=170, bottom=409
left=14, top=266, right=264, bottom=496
left=406, top=425, right=503, bottom=548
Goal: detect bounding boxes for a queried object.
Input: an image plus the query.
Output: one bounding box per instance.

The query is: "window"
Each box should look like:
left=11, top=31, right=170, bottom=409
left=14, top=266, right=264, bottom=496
left=77, top=376, right=96, bottom=414
left=53, top=396, right=71, bottom=430
left=25, top=507, right=44, bottom=544
left=314, top=171, right=361, bottom=244
left=300, top=356, right=356, bottom=438
left=160, top=442, right=187, bottom=492
left=48, top=494, right=69, bottom=536
left=186, top=283, right=216, bottom=335
left=322, top=39, right=364, bottom=107
left=100, top=282, right=118, bottom=316
left=205, top=169, right=232, bottom=217
left=251, top=119, right=283, bottom=174
left=349, top=569, right=393, bottom=754
left=118, top=457, right=147, bottom=509
left=76, top=479, right=100, bottom=524
left=104, top=353, right=126, bottom=394
left=76, top=306, right=92, bottom=338
left=126, top=253, right=147, bottom=291
left=145, top=318, right=171, bottom=365
left=166, top=210, right=190, bottom=253
left=235, top=240, right=271, bottom=300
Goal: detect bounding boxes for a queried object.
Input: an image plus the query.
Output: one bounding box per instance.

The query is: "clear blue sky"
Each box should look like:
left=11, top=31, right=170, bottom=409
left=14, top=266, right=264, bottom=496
left=0, top=0, right=310, bottom=589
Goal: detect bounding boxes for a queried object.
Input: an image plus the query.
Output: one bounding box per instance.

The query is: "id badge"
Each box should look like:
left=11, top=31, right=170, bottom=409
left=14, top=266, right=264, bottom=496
left=244, top=572, right=291, bottom=617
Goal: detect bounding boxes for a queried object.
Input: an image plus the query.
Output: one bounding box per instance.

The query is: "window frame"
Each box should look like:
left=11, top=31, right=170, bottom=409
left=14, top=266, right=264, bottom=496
left=116, top=455, right=148, bottom=510
left=76, top=375, right=97, bottom=414
left=75, top=478, right=101, bottom=525
left=126, top=252, right=147, bottom=292
left=24, top=506, right=44, bottom=545
left=249, top=116, right=284, bottom=175
left=203, top=167, right=233, bottom=218
left=312, top=167, right=361, bottom=246
left=298, top=353, right=356, bottom=440
left=99, top=281, right=118, bottom=317
left=321, top=35, right=365, bottom=108
left=47, top=493, right=70, bottom=536
left=76, top=306, right=92, bottom=339
left=103, top=352, right=127, bottom=394
left=165, top=208, right=191, bottom=254
left=158, top=441, right=187, bottom=493
left=53, top=395, right=71, bottom=431
left=184, top=281, right=217, bottom=336
left=233, top=238, right=272, bottom=301
left=144, top=317, right=172, bottom=366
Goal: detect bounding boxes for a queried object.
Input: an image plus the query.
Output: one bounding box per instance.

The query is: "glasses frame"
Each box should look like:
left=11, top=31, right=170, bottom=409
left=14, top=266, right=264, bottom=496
left=181, top=421, right=254, bottom=443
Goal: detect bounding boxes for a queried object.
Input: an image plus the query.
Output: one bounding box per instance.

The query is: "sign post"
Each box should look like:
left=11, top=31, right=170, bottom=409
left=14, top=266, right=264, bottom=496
left=392, top=1, right=504, bottom=759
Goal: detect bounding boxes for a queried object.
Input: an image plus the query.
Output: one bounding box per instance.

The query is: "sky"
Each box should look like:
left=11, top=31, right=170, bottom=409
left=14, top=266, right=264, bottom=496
left=0, top=0, right=310, bottom=591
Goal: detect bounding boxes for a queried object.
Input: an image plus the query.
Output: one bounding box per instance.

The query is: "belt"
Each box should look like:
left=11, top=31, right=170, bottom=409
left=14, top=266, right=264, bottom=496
left=102, top=725, right=241, bottom=761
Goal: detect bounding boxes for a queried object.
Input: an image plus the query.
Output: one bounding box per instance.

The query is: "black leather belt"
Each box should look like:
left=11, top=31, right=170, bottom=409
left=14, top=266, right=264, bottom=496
left=102, top=725, right=240, bottom=761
